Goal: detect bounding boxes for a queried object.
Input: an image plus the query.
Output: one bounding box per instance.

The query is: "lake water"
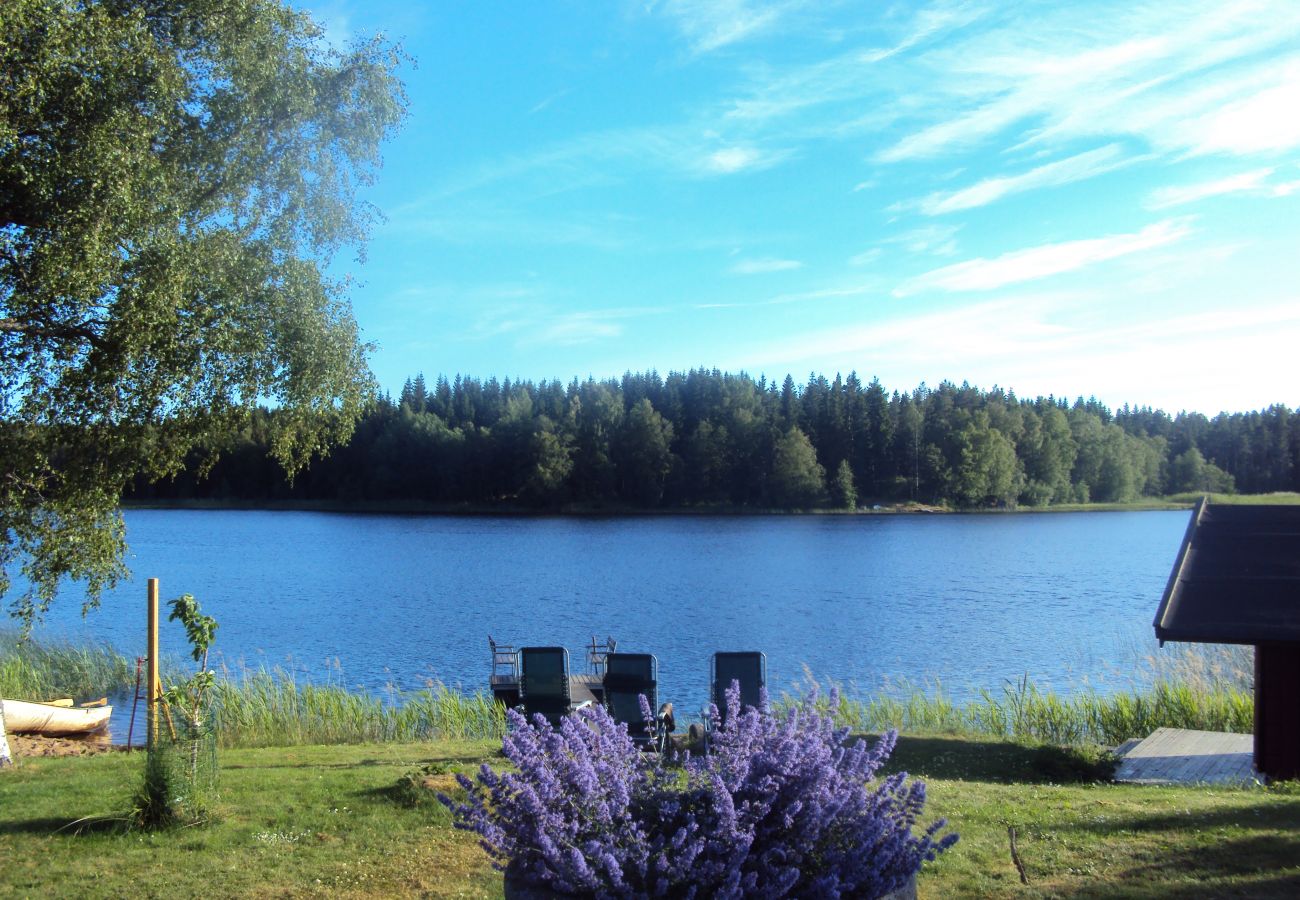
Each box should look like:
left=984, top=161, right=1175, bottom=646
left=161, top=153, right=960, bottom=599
left=22, top=507, right=1196, bottom=712
left=26, top=509, right=1191, bottom=712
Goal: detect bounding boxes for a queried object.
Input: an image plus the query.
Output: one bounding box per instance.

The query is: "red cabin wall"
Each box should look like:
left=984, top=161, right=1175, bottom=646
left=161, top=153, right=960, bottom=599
left=1254, top=643, right=1300, bottom=781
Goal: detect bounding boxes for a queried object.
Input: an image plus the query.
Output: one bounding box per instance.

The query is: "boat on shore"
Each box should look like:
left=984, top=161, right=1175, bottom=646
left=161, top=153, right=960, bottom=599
left=1, top=698, right=113, bottom=735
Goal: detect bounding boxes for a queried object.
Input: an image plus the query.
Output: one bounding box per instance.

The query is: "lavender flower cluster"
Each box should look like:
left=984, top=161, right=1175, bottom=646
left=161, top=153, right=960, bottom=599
left=442, top=685, right=957, bottom=899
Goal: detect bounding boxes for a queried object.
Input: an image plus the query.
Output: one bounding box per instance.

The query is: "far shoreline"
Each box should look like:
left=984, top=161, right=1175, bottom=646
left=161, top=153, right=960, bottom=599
left=114, top=495, right=1280, bottom=517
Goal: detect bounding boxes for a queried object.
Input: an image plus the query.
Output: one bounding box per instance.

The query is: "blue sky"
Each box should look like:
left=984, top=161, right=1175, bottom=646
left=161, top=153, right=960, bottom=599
left=306, top=0, right=1300, bottom=414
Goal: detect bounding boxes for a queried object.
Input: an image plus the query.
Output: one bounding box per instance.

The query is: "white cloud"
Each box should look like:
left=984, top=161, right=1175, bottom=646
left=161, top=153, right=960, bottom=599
left=724, top=298, right=1300, bottom=414
left=536, top=315, right=625, bottom=345
left=476, top=306, right=672, bottom=347
left=730, top=257, right=804, bottom=274
left=722, top=4, right=984, bottom=124
left=894, top=220, right=1191, bottom=296
left=888, top=224, right=962, bottom=257
left=848, top=247, right=882, bottom=266
left=703, top=146, right=773, bottom=173
left=1146, top=168, right=1275, bottom=208
left=860, top=3, right=986, bottom=64
left=1169, top=65, right=1300, bottom=156
left=920, top=144, right=1132, bottom=215
left=528, top=88, right=573, bottom=116
left=387, top=208, right=632, bottom=251
left=655, top=0, right=788, bottom=53
left=877, top=2, right=1300, bottom=163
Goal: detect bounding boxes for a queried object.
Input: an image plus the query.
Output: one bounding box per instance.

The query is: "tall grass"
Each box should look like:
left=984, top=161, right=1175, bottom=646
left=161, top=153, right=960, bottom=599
left=211, top=666, right=506, bottom=748
left=1164, top=491, right=1300, bottom=506
left=3, top=631, right=1254, bottom=750
left=0, top=630, right=135, bottom=700
left=796, top=674, right=1252, bottom=748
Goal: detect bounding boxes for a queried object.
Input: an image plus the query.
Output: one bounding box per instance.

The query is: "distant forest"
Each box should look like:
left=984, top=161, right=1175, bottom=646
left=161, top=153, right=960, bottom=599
left=129, top=370, right=1300, bottom=510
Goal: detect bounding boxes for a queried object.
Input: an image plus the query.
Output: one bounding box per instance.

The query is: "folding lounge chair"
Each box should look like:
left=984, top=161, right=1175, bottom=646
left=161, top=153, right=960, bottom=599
left=519, top=646, right=591, bottom=727
left=489, top=635, right=519, bottom=679
left=700, top=651, right=766, bottom=751
left=603, top=653, right=671, bottom=752
left=712, top=650, right=767, bottom=718
left=488, top=635, right=522, bottom=707
left=586, top=635, right=618, bottom=676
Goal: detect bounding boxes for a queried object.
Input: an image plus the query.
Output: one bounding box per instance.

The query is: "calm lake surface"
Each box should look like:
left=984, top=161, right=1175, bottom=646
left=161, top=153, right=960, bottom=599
left=30, top=508, right=1191, bottom=710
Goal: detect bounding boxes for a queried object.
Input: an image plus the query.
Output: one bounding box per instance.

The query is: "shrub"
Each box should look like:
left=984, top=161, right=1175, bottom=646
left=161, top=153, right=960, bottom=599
left=443, top=686, right=956, bottom=898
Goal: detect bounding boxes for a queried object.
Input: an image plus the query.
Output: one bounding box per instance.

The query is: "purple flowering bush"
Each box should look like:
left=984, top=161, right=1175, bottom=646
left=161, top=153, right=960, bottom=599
left=442, top=685, right=956, bottom=899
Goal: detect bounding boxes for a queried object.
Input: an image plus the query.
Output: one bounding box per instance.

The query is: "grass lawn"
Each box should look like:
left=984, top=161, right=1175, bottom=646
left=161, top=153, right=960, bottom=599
left=1, top=735, right=1298, bottom=898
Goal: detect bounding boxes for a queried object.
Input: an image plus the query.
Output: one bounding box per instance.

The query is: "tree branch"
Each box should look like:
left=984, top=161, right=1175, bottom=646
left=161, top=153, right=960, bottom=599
left=0, top=317, right=103, bottom=348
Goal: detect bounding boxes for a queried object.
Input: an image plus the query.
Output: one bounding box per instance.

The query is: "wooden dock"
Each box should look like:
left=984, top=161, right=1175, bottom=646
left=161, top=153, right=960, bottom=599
left=1114, top=728, right=1258, bottom=785
left=490, top=674, right=604, bottom=709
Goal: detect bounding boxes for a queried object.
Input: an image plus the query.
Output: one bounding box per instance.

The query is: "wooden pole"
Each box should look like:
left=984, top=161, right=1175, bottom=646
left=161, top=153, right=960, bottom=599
left=147, top=578, right=159, bottom=750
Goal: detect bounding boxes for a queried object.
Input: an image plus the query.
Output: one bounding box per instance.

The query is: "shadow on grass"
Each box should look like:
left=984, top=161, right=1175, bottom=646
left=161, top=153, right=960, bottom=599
left=1062, top=801, right=1300, bottom=836
left=878, top=734, right=1117, bottom=784
left=1047, top=835, right=1300, bottom=899
left=221, top=754, right=489, bottom=771
left=0, top=814, right=128, bottom=837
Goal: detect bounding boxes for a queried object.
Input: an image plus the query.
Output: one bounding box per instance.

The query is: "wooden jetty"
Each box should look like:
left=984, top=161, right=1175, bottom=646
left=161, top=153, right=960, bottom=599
left=490, top=672, right=605, bottom=708
left=1114, top=727, right=1257, bottom=785
left=489, top=636, right=614, bottom=710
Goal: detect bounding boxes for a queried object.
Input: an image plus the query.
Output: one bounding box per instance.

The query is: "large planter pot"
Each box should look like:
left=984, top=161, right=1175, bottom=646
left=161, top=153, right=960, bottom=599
left=502, top=862, right=561, bottom=899
left=503, top=864, right=918, bottom=899
left=882, top=873, right=918, bottom=900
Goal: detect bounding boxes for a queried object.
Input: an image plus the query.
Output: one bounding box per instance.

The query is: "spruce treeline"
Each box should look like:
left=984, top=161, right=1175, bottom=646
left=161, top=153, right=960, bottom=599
left=130, top=370, right=1299, bottom=509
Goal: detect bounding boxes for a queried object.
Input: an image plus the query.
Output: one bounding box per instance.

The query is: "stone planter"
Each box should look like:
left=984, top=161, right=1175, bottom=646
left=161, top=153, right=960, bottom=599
left=503, top=863, right=917, bottom=899
left=882, top=873, right=918, bottom=900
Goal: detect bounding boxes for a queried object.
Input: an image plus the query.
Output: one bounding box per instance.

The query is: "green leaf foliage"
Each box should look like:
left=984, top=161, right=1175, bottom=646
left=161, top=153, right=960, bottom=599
left=1, top=0, right=407, bottom=625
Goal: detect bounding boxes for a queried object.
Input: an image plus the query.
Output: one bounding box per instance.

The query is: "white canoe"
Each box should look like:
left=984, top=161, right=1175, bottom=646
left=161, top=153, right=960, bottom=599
left=1, top=699, right=113, bottom=735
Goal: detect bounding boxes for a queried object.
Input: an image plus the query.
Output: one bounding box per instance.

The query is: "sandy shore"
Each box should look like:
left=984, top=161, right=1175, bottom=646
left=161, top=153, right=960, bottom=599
left=8, top=732, right=124, bottom=759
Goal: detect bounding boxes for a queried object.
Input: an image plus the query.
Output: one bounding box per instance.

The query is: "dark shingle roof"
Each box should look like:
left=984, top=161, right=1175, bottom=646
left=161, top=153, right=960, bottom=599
left=1154, top=499, right=1300, bottom=645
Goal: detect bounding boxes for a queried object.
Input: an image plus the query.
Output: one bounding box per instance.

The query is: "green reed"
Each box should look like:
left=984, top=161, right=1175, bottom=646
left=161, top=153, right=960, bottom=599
left=0, top=630, right=135, bottom=700
left=795, top=674, right=1253, bottom=747
left=209, top=665, right=507, bottom=748
left=3, top=631, right=1255, bottom=751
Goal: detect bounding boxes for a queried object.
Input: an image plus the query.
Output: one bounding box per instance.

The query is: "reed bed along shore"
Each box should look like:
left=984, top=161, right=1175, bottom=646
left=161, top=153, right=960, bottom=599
left=1, top=631, right=1253, bottom=749
left=0, top=631, right=135, bottom=700
left=796, top=676, right=1253, bottom=748
left=209, top=666, right=506, bottom=748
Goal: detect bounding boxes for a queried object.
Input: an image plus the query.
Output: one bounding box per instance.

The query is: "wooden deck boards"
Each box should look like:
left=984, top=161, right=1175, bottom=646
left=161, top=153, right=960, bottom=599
left=489, top=674, right=605, bottom=707
left=570, top=674, right=603, bottom=706
left=1114, top=727, right=1258, bottom=785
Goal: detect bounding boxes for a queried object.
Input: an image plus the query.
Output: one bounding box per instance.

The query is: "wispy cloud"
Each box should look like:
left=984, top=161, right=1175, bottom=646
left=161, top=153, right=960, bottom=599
left=528, top=88, right=573, bottom=115
left=919, top=144, right=1133, bottom=215
left=701, top=145, right=790, bottom=174
left=860, top=2, right=987, bottom=64
left=853, top=225, right=961, bottom=267
left=535, top=314, right=626, bottom=345
left=878, top=3, right=1300, bottom=164
left=1144, top=168, right=1287, bottom=209
left=475, top=306, right=670, bottom=347
left=730, top=257, right=804, bottom=274
left=894, top=220, right=1191, bottom=296
left=655, top=0, right=799, bottom=53
left=848, top=247, right=882, bottom=266
left=309, top=0, right=353, bottom=51
left=888, top=225, right=962, bottom=257
left=384, top=205, right=634, bottom=251
left=724, top=298, right=1300, bottom=413
left=721, top=4, right=984, bottom=125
